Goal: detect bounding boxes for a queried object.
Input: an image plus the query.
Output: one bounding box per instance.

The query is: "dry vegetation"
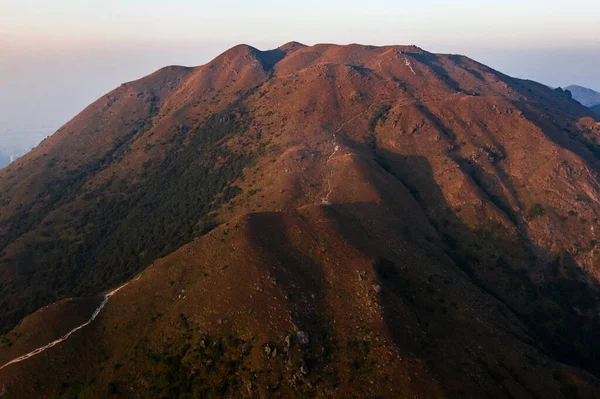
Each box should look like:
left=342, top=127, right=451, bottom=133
left=1, top=42, right=600, bottom=397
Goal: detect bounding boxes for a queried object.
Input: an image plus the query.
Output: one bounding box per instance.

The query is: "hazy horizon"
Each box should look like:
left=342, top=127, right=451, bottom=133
left=1, top=0, right=599, bottom=150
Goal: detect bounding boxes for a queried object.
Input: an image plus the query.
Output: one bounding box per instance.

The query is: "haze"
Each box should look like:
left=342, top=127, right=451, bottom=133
left=1, top=0, right=599, bottom=158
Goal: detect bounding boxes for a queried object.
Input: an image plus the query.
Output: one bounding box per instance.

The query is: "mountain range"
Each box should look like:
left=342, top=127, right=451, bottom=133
left=1, top=42, right=600, bottom=398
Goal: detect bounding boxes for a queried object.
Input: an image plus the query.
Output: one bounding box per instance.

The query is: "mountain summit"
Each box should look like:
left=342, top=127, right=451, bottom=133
left=1, top=43, right=600, bottom=398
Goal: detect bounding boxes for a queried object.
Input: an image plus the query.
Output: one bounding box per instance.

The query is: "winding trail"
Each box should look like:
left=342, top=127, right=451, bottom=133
left=320, top=134, right=340, bottom=205
left=317, top=75, right=500, bottom=206
left=319, top=97, right=395, bottom=205
left=1, top=56, right=502, bottom=371
left=403, top=56, right=416, bottom=75
left=0, top=277, right=138, bottom=370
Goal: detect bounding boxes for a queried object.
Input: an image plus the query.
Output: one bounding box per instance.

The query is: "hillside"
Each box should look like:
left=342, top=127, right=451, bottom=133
left=1, top=42, right=600, bottom=397
left=592, top=104, right=600, bottom=116
left=566, top=84, right=600, bottom=107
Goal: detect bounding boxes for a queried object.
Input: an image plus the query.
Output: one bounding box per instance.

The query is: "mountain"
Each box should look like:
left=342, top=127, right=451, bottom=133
left=1, top=42, right=600, bottom=398
left=0, top=127, right=54, bottom=169
left=592, top=104, right=600, bottom=116
left=565, top=84, right=600, bottom=107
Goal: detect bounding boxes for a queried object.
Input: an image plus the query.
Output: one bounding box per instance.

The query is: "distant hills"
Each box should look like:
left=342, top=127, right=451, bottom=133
left=566, top=84, right=600, bottom=107
left=0, top=155, right=10, bottom=169
left=0, top=151, right=31, bottom=169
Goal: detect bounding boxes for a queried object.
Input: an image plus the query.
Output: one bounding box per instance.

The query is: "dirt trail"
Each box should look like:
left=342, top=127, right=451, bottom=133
left=317, top=72, right=500, bottom=206
left=0, top=60, right=499, bottom=370
left=0, top=276, right=139, bottom=370
left=319, top=97, right=394, bottom=205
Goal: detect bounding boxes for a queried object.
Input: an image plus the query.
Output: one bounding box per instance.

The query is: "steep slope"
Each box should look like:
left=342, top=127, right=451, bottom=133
left=0, top=44, right=293, bottom=332
left=1, top=43, right=600, bottom=397
left=566, top=84, right=600, bottom=107
left=2, top=149, right=600, bottom=398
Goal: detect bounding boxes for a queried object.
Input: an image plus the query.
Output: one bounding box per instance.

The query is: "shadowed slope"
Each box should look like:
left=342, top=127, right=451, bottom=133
left=1, top=42, right=600, bottom=397
left=2, top=148, right=600, bottom=398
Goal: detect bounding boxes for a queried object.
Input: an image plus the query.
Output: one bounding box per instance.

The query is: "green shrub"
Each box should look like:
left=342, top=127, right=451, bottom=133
left=369, top=104, right=392, bottom=132
left=0, top=91, right=258, bottom=333
left=527, top=203, right=545, bottom=219
left=365, top=133, right=377, bottom=151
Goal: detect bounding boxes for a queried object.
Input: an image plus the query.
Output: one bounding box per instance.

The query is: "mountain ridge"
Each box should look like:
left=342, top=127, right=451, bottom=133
left=1, top=42, right=600, bottom=397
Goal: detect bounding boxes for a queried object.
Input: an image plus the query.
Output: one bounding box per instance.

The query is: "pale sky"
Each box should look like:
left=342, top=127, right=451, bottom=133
left=1, top=0, right=599, bottom=133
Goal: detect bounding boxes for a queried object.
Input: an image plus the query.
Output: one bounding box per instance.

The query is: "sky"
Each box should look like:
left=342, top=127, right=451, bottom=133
left=0, top=0, right=599, bottom=138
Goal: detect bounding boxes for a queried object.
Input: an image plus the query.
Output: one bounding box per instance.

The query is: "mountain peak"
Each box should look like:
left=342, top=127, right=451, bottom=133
left=210, top=43, right=289, bottom=72
left=278, top=41, right=307, bottom=53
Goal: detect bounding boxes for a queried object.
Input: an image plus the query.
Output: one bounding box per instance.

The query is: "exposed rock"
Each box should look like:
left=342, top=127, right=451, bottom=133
left=241, top=342, right=251, bottom=356
left=300, top=358, right=309, bottom=375
left=264, top=344, right=272, bottom=355
left=296, top=331, right=309, bottom=345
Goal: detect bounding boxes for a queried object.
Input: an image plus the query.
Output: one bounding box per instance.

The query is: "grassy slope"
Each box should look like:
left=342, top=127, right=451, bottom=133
left=2, top=155, right=599, bottom=398
left=1, top=43, right=600, bottom=397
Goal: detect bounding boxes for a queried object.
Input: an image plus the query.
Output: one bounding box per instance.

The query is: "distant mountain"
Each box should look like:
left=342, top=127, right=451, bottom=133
left=0, top=127, right=54, bottom=169
left=565, top=84, right=600, bottom=107
left=0, top=150, right=32, bottom=169
left=2, top=43, right=600, bottom=398
left=0, top=155, right=10, bottom=169
left=592, top=104, right=600, bottom=116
